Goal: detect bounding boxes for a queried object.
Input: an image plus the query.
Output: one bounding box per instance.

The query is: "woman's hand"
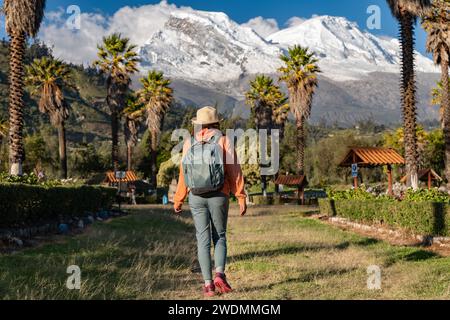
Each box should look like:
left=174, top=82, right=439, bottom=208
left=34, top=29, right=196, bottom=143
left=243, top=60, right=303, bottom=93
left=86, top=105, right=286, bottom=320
left=174, top=202, right=182, bottom=214
left=239, top=201, right=247, bottom=216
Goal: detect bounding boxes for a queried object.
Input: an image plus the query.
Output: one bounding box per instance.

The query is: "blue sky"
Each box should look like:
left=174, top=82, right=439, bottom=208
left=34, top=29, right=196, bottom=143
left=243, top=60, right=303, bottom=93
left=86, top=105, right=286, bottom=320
left=0, top=0, right=429, bottom=54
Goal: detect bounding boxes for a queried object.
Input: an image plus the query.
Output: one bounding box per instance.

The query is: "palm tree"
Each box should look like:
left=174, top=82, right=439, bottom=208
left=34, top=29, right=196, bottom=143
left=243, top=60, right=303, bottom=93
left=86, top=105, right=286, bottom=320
left=423, top=0, right=450, bottom=186
left=279, top=45, right=320, bottom=176
left=386, top=0, right=432, bottom=189
left=246, top=75, right=289, bottom=195
left=4, top=0, right=46, bottom=175
left=138, top=71, right=173, bottom=189
left=25, top=57, right=72, bottom=179
left=93, top=33, right=139, bottom=171
left=123, top=92, right=145, bottom=171
left=246, top=75, right=280, bottom=130
left=272, top=98, right=290, bottom=140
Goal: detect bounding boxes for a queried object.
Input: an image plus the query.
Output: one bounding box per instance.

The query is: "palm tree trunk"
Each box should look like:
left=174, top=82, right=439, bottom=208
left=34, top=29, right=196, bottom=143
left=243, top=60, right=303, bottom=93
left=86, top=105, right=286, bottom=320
left=8, top=31, right=26, bottom=176
left=127, top=144, right=133, bottom=171
left=111, top=110, right=119, bottom=172
left=441, top=57, right=450, bottom=188
left=58, top=121, right=67, bottom=179
left=296, top=117, right=306, bottom=176
left=399, top=13, right=419, bottom=190
left=150, top=130, right=158, bottom=189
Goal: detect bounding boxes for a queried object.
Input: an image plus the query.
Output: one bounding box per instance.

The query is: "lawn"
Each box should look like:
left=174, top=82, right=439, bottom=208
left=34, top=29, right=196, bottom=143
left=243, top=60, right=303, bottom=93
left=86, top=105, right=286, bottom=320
left=0, top=204, right=449, bottom=299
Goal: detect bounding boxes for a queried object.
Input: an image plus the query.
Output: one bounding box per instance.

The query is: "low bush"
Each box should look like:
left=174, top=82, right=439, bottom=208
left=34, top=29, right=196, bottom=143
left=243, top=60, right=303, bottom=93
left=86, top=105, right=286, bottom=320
left=318, top=198, right=449, bottom=236
left=326, top=188, right=394, bottom=201
left=327, top=187, right=450, bottom=203
left=0, top=183, right=116, bottom=227
left=403, top=188, right=450, bottom=203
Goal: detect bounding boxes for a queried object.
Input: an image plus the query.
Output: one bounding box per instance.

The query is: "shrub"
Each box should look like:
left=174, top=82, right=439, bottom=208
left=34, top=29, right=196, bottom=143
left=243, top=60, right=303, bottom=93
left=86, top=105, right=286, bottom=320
left=404, top=188, right=450, bottom=203
left=318, top=198, right=449, bottom=236
left=157, top=154, right=180, bottom=188
left=0, top=183, right=116, bottom=227
left=326, top=188, right=394, bottom=201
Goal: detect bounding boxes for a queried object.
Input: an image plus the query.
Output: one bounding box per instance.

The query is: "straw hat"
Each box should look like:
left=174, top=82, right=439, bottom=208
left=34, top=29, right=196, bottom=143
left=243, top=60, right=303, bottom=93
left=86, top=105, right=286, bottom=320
left=192, top=106, right=221, bottom=125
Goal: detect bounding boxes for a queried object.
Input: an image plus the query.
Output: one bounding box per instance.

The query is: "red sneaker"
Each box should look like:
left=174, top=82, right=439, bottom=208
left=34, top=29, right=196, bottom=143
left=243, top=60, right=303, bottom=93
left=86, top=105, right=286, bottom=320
left=203, top=284, right=216, bottom=297
left=214, top=273, right=233, bottom=294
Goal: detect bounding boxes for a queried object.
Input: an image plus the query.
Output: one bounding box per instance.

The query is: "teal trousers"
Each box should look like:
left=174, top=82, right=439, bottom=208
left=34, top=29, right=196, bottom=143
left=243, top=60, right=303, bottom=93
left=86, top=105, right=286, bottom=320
left=189, top=192, right=229, bottom=281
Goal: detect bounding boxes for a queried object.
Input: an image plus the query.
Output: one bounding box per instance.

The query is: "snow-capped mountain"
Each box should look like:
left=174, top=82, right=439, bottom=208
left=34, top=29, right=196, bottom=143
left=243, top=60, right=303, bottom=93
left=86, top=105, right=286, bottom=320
left=135, top=7, right=440, bottom=124
left=139, top=10, right=282, bottom=87
left=267, top=15, right=437, bottom=80
left=139, top=10, right=438, bottom=85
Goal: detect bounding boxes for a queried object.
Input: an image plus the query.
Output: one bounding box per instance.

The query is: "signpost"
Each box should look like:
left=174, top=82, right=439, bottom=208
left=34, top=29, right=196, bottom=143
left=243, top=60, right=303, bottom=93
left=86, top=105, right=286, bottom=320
left=351, top=163, right=358, bottom=189
left=115, top=171, right=126, bottom=210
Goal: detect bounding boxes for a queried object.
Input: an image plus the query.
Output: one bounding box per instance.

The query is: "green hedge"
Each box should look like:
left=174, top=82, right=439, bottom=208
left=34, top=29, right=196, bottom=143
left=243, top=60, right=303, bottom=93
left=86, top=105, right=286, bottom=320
left=318, top=198, right=449, bottom=236
left=0, top=183, right=116, bottom=227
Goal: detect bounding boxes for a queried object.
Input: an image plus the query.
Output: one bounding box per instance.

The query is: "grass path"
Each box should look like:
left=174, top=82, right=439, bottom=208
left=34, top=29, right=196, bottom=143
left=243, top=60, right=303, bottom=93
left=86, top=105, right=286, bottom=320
left=0, top=205, right=450, bottom=299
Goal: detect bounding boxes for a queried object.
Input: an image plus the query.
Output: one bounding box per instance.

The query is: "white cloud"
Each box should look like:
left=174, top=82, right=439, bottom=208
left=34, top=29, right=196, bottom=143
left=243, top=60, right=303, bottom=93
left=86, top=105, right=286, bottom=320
left=38, top=1, right=183, bottom=65
left=285, top=16, right=306, bottom=28
left=38, top=1, right=314, bottom=66
left=241, top=16, right=279, bottom=38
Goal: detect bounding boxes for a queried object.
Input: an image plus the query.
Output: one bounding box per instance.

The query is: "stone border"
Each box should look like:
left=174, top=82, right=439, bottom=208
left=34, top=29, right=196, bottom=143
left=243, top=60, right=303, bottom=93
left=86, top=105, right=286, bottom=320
left=327, top=216, right=450, bottom=247
left=0, top=208, right=127, bottom=251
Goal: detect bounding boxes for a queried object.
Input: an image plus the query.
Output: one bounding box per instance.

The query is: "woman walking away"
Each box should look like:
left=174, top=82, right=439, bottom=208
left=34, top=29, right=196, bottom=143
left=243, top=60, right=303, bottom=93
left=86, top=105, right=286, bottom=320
left=174, top=106, right=247, bottom=297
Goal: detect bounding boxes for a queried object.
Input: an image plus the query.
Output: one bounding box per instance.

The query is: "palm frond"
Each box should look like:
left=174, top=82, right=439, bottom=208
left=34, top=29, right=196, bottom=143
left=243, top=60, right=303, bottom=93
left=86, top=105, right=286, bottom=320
left=25, top=56, right=71, bottom=125
left=278, top=45, right=320, bottom=121
left=4, top=0, right=46, bottom=36
left=138, top=71, right=173, bottom=139
left=422, top=0, right=450, bottom=65
left=387, top=0, right=432, bottom=19
left=93, top=33, right=140, bottom=83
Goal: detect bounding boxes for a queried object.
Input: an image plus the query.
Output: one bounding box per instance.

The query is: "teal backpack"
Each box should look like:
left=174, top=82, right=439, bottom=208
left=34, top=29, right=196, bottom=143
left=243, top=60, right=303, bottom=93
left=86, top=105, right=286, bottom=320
left=182, top=134, right=225, bottom=196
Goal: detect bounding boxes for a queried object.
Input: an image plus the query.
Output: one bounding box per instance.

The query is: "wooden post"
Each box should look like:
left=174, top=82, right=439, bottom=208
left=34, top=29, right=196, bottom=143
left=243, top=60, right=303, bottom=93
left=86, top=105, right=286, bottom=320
left=387, top=164, right=393, bottom=196
left=428, top=171, right=432, bottom=190
left=298, top=185, right=305, bottom=205
left=353, top=153, right=358, bottom=189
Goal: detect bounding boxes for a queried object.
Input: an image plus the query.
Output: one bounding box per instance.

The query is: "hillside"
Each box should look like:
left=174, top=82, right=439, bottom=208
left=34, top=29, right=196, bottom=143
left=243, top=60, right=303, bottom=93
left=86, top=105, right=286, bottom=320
left=0, top=42, right=111, bottom=144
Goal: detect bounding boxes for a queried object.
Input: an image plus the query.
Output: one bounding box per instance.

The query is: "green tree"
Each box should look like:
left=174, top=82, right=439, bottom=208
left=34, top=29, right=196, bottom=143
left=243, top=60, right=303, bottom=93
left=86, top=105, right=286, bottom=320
left=93, top=33, right=139, bottom=171
left=384, top=125, right=429, bottom=169
left=386, top=0, right=432, bottom=189
left=69, top=143, right=108, bottom=177
left=431, top=81, right=450, bottom=114
left=25, top=57, right=72, bottom=179
left=246, top=76, right=281, bottom=130
left=138, top=71, right=173, bottom=189
left=4, top=0, right=46, bottom=175
left=423, top=0, right=450, bottom=186
left=23, top=133, right=55, bottom=175
left=279, top=45, right=320, bottom=175
left=423, top=129, right=445, bottom=175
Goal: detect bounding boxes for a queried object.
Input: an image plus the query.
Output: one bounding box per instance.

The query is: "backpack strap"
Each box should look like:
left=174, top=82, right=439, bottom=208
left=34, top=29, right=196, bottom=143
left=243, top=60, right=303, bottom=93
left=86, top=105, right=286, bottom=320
left=191, top=132, right=222, bottom=146
left=209, top=134, right=221, bottom=144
